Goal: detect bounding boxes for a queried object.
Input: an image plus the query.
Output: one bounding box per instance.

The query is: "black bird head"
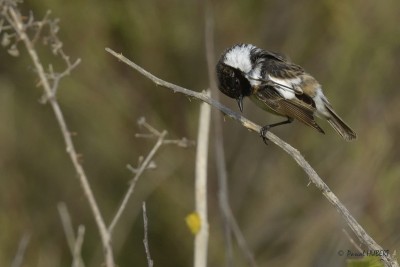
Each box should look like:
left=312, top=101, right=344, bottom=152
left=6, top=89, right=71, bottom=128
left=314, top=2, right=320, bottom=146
left=216, top=44, right=254, bottom=112
left=216, top=62, right=251, bottom=112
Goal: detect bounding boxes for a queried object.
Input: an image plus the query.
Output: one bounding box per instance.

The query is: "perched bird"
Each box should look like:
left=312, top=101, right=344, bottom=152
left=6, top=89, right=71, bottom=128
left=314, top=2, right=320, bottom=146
left=216, top=43, right=357, bottom=142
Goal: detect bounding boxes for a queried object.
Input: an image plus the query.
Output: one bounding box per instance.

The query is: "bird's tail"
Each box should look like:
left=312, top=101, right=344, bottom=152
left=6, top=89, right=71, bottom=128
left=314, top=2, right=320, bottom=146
left=325, top=105, right=357, bottom=141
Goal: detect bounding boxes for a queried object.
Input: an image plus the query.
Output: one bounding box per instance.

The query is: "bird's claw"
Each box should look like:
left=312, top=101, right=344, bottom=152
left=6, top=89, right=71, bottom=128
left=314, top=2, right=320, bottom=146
left=260, top=126, right=270, bottom=145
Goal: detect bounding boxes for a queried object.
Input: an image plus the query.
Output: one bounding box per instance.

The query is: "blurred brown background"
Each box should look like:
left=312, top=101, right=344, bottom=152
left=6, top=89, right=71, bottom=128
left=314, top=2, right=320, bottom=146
left=1, top=0, right=399, bottom=266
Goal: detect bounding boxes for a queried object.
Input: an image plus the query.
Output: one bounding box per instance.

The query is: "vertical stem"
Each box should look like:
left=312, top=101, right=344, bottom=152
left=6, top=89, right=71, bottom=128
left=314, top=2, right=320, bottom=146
left=142, top=202, right=154, bottom=267
left=194, top=90, right=211, bottom=267
left=203, top=2, right=234, bottom=266
left=6, top=7, right=114, bottom=267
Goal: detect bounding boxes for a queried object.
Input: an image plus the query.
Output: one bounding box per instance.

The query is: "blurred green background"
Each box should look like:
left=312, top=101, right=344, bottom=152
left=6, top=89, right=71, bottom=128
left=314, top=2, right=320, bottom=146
left=1, top=0, right=399, bottom=266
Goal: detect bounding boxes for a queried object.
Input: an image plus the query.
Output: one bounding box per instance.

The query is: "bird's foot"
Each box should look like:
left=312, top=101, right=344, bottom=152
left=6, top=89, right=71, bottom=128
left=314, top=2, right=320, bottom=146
left=260, top=126, right=270, bottom=145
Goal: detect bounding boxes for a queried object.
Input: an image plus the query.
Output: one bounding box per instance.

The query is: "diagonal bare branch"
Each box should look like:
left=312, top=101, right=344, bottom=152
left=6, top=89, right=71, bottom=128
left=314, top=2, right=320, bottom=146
left=105, top=47, right=399, bottom=267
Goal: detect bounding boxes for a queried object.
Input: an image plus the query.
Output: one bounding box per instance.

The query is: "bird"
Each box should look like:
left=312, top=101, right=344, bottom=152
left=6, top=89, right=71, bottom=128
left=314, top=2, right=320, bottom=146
left=216, top=43, right=357, bottom=142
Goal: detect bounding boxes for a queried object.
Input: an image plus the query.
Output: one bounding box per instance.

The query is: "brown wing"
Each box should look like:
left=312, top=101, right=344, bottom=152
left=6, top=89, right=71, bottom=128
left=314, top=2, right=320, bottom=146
left=263, top=59, right=304, bottom=79
left=255, top=87, right=325, bottom=134
left=261, top=50, right=290, bottom=62
left=258, top=50, right=305, bottom=79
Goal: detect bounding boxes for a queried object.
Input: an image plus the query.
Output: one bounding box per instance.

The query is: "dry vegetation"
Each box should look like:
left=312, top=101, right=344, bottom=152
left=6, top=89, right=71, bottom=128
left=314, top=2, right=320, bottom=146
left=1, top=0, right=399, bottom=267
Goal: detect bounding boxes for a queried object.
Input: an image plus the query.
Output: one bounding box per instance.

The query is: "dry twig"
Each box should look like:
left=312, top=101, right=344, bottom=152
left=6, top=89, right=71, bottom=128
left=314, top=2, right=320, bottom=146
left=72, top=226, right=86, bottom=267
left=108, top=118, right=166, bottom=234
left=105, top=47, right=399, bottom=267
left=58, top=203, right=86, bottom=267
left=142, top=202, right=154, bottom=267
left=2, top=5, right=114, bottom=267
left=108, top=117, right=193, bottom=234
left=343, top=229, right=363, bottom=253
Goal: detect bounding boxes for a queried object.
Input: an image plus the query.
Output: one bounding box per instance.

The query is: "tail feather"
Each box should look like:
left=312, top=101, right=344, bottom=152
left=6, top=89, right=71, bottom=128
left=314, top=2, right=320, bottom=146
left=325, top=105, right=357, bottom=141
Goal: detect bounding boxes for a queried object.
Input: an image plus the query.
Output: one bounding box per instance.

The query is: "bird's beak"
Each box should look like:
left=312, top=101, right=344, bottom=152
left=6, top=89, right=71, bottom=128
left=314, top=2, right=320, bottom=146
left=237, top=95, right=244, bottom=112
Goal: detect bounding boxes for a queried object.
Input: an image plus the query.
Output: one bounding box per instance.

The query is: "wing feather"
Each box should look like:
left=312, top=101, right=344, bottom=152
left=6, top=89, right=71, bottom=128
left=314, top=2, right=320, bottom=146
left=263, top=60, right=304, bottom=79
left=257, top=50, right=305, bottom=79
left=255, top=87, right=325, bottom=134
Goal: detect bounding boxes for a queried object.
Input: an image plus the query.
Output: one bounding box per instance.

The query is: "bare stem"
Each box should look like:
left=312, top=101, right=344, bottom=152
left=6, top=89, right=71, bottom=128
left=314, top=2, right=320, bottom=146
left=142, top=202, right=154, bottom=267
left=5, top=7, right=114, bottom=267
left=203, top=3, right=236, bottom=266
left=225, top=205, right=257, bottom=267
left=343, top=229, right=363, bottom=253
left=58, top=203, right=86, bottom=267
left=72, top=226, right=86, bottom=267
left=105, top=47, right=399, bottom=267
left=108, top=129, right=167, bottom=234
left=194, top=90, right=211, bottom=267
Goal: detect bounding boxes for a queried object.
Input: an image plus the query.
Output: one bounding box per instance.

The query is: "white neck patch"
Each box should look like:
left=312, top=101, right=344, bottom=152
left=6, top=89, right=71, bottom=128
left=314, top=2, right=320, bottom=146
left=223, top=44, right=255, bottom=74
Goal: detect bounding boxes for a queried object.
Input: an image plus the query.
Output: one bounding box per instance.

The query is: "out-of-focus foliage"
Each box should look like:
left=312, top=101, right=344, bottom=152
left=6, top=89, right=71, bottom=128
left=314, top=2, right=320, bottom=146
left=347, top=256, right=384, bottom=267
left=1, top=0, right=399, bottom=267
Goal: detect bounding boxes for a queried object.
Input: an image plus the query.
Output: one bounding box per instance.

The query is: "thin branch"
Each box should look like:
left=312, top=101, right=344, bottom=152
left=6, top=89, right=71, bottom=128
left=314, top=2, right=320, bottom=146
left=203, top=2, right=234, bottom=266
left=204, top=5, right=256, bottom=266
left=58, top=203, right=86, bottom=267
left=48, top=57, right=82, bottom=97
left=11, top=233, right=30, bottom=267
left=4, top=7, right=114, bottom=267
left=58, top=203, right=78, bottom=254
left=105, top=47, right=399, bottom=267
left=225, top=206, right=257, bottom=267
left=109, top=117, right=192, bottom=233
left=162, top=137, right=195, bottom=147
left=137, top=116, right=162, bottom=136
left=31, top=10, right=51, bottom=44
left=142, top=202, right=154, bottom=267
left=72, top=225, right=86, bottom=267
left=108, top=125, right=167, bottom=234
left=343, top=229, right=363, bottom=253
left=194, top=90, right=211, bottom=267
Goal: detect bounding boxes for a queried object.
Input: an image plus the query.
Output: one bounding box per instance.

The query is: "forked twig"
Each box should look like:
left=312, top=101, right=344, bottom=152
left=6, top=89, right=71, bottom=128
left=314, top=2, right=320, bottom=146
left=58, top=203, right=86, bottom=267
left=108, top=126, right=167, bottom=234
left=108, top=118, right=192, bottom=234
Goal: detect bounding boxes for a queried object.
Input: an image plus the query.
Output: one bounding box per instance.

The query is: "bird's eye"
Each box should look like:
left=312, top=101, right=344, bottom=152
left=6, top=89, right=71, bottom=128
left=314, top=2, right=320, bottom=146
left=235, top=78, right=240, bottom=86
